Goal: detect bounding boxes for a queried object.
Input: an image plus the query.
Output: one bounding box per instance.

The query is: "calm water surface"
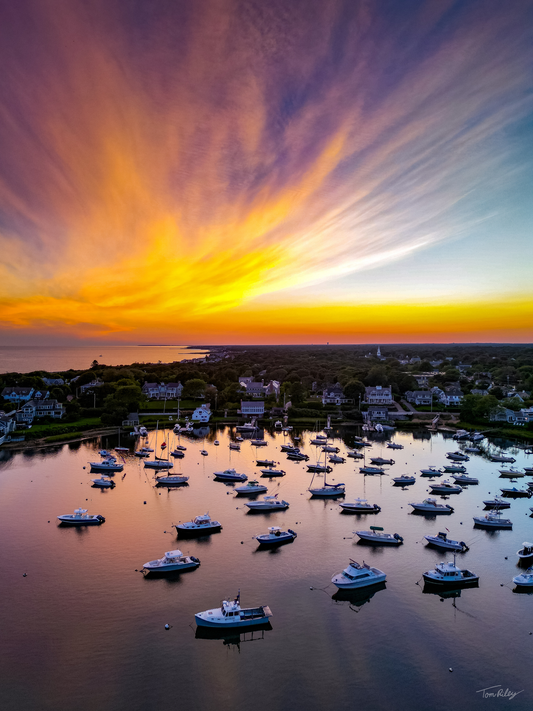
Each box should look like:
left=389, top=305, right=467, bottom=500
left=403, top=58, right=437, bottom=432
left=1, top=427, right=532, bottom=711
left=0, top=345, right=209, bottom=374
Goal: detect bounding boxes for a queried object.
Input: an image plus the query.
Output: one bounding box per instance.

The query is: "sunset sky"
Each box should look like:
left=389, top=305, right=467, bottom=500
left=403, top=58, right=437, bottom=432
left=0, top=0, right=532, bottom=345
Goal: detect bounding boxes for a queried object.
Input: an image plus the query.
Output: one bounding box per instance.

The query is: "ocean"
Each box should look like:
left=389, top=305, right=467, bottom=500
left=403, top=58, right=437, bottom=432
left=0, top=345, right=209, bottom=374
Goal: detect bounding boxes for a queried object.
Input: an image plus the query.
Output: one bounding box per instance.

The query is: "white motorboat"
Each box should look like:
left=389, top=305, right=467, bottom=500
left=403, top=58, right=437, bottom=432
left=260, top=468, right=286, bottom=477
left=322, top=445, right=340, bottom=453
left=234, top=480, right=268, bottom=495
left=176, top=513, right=222, bottom=536
left=451, top=473, right=479, bottom=485
left=424, top=532, right=468, bottom=551
left=446, top=451, right=470, bottom=461
left=308, top=481, right=346, bottom=497
left=229, top=443, right=241, bottom=451
left=236, top=422, right=257, bottom=432
left=499, top=468, right=525, bottom=478
left=58, top=508, right=105, bottom=525
left=441, top=464, right=467, bottom=473
left=274, top=420, right=283, bottom=428
left=355, top=527, right=403, bottom=545
left=99, top=449, right=111, bottom=457
left=91, top=475, right=115, bottom=488
left=409, top=498, right=454, bottom=514
left=490, top=454, right=516, bottom=463
left=251, top=439, right=268, bottom=447
left=483, top=496, right=510, bottom=509
left=307, top=463, right=332, bottom=473
left=423, top=560, right=478, bottom=587
left=256, top=459, right=276, bottom=467
left=513, top=569, right=533, bottom=587
left=255, top=526, right=297, bottom=547
left=517, top=542, right=533, bottom=561
left=144, top=459, right=173, bottom=470
left=332, top=560, right=386, bottom=590
left=370, top=457, right=395, bottom=465
left=139, top=427, right=148, bottom=437
left=420, top=467, right=442, bottom=477
left=393, top=475, right=416, bottom=485
left=195, top=593, right=272, bottom=628
left=359, top=466, right=385, bottom=475
left=280, top=444, right=300, bottom=453
left=500, top=487, right=531, bottom=498
left=473, top=511, right=513, bottom=529
left=200, top=450, right=208, bottom=456
left=89, top=458, right=124, bottom=473
left=235, top=436, right=244, bottom=442
left=429, top=480, right=463, bottom=495
left=287, top=452, right=309, bottom=461
left=155, top=473, right=189, bottom=486
left=329, top=455, right=346, bottom=464
left=214, top=468, right=247, bottom=482
left=387, top=443, right=404, bottom=450
left=347, top=451, right=364, bottom=459
left=143, top=550, right=200, bottom=573
left=339, top=498, right=380, bottom=514
left=245, top=495, right=289, bottom=511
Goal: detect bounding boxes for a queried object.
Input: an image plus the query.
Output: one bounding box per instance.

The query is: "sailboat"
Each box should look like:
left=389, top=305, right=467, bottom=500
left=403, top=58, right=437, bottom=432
left=144, top=422, right=173, bottom=470
left=308, top=449, right=345, bottom=497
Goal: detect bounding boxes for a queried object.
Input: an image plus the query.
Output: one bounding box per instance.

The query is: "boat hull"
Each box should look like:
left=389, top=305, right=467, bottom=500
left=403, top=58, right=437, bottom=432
left=195, top=606, right=272, bottom=628
left=332, top=571, right=386, bottom=590
left=57, top=515, right=105, bottom=525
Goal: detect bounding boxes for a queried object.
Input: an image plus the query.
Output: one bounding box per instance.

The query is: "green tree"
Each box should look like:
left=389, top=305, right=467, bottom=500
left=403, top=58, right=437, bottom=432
left=183, top=379, right=207, bottom=399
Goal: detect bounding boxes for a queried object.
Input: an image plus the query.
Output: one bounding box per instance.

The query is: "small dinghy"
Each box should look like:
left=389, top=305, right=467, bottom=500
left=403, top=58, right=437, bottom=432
left=255, top=526, right=297, bottom=547
left=229, top=443, right=241, bottom=451
left=195, top=593, right=272, bottom=629
left=58, top=508, right=105, bottom=525
left=513, top=568, right=533, bottom=588
left=176, top=513, right=222, bottom=536
left=517, top=542, right=533, bottom=562
left=332, top=560, right=386, bottom=589
left=355, top=527, right=403, bottom=546
left=339, top=498, right=380, bottom=514
left=143, top=550, right=200, bottom=574
left=424, top=532, right=468, bottom=551
left=200, top=450, right=208, bottom=456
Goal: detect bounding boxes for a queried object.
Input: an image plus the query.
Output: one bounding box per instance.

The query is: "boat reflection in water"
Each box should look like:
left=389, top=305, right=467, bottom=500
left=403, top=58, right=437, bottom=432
left=331, top=581, right=387, bottom=609
left=422, top=584, right=464, bottom=599
left=195, top=622, right=273, bottom=648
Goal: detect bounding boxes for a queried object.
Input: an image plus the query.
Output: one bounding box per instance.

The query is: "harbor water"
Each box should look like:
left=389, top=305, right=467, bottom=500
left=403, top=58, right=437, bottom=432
left=1, top=426, right=532, bottom=710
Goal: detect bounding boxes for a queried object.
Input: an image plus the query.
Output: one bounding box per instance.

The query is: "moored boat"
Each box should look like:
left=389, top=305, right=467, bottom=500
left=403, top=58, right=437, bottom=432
left=255, top=526, right=297, bottom=547
left=332, top=560, right=386, bottom=589
left=91, top=475, right=115, bottom=488
left=234, top=480, right=268, bottom=495
left=58, top=508, right=105, bottom=525
left=144, top=459, right=173, bottom=470
left=355, top=527, right=403, bottom=545
left=420, top=467, right=442, bottom=477
left=393, top=475, right=416, bottom=485
left=155, top=473, right=189, bottom=486
left=213, top=468, right=248, bottom=482
left=517, top=542, right=533, bottom=561
left=370, top=457, right=395, bottom=465
left=409, top=498, right=454, bottom=514
left=424, top=532, right=468, bottom=551
left=500, top=487, right=531, bottom=498
left=499, top=468, right=525, bottom=478
left=359, top=466, right=385, bottom=475
left=441, top=464, right=467, bottom=473
left=339, top=498, right=380, bottom=514
left=195, top=593, right=272, bottom=628
left=176, top=513, right=222, bottom=536
left=259, top=468, right=286, bottom=477
left=483, top=496, right=510, bottom=509
left=245, top=495, right=289, bottom=512
left=143, top=549, right=200, bottom=573
left=429, top=480, right=463, bottom=495
left=513, top=569, right=533, bottom=587
left=90, top=457, right=124, bottom=472
left=387, top=442, right=404, bottom=449
left=423, top=560, right=478, bottom=587
left=473, top=511, right=513, bottom=529
left=450, top=473, right=479, bottom=485
left=256, top=459, right=276, bottom=467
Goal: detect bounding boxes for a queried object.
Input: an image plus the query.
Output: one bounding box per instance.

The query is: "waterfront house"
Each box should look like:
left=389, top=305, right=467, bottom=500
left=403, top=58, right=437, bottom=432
left=245, top=380, right=266, bottom=398
left=322, top=383, right=352, bottom=405
left=364, top=405, right=389, bottom=422
left=141, top=381, right=183, bottom=399
left=79, top=379, right=104, bottom=394
left=405, top=390, right=433, bottom=406
left=240, top=400, right=265, bottom=416
left=438, top=387, right=464, bottom=407
left=192, top=403, right=211, bottom=422
left=364, top=385, right=394, bottom=405
left=1, top=386, right=34, bottom=403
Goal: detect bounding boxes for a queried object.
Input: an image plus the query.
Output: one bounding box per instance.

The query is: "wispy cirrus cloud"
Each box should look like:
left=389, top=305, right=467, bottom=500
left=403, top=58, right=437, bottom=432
left=0, top=0, right=531, bottom=340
